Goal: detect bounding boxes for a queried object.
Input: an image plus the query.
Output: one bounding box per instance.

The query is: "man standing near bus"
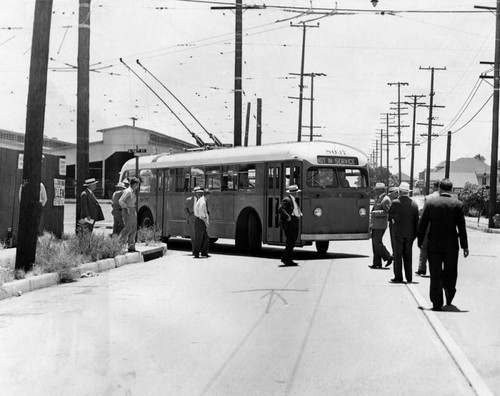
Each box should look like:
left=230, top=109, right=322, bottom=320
left=80, top=178, right=105, bottom=234
left=193, top=188, right=211, bottom=258
left=119, top=177, right=140, bottom=252
left=369, top=182, right=393, bottom=269
left=279, top=184, right=302, bottom=266
left=185, top=186, right=203, bottom=255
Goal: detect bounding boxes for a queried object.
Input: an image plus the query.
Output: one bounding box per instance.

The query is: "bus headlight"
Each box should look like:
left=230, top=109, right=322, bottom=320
left=313, top=208, right=322, bottom=217
left=359, top=208, right=367, bottom=217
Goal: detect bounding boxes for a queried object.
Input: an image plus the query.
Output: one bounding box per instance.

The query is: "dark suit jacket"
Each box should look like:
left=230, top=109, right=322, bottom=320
left=278, top=195, right=298, bottom=231
left=80, top=188, right=105, bottom=222
left=388, top=196, right=419, bottom=239
left=417, top=193, right=468, bottom=251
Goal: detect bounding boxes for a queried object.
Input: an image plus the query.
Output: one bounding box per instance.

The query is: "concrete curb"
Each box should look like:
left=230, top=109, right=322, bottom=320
left=465, top=222, right=500, bottom=234
left=0, top=243, right=166, bottom=302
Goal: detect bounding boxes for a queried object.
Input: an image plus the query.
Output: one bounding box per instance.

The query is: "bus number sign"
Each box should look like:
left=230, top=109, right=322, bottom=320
left=317, top=156, right=359, bottom=165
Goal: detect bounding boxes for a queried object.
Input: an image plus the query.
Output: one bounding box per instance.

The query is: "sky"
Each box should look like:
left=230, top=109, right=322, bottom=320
left=0, top=0, right=498, bottom=178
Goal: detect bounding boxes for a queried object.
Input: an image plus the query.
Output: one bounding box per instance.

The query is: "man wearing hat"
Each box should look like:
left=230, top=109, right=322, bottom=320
left=417, top=178, right=469, bottom=311
left=278, top=184, right=303, bottom=266
left=80, top=178, right=105, bottom=233
left=193, top=188, right=211, bottom=258
left=387, top=186, right=400, bottom=261
left=388, top=182, right=419, bottom=283
left=185, top=186, right=204, bottom=255
left=369, top=182, right=393, bottom=268
left=111, top=182, right=126, bottom=236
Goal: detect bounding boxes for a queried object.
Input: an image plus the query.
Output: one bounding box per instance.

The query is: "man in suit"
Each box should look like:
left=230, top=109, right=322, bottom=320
left=369, top=182, right=393, bottom=269
left=80, top=178, right=105, bottom=233
left=388, top=182, right=419, bottom=283
left=278, top=184, right=302, bottom=266
left=417, top=178, right=469, bottom=311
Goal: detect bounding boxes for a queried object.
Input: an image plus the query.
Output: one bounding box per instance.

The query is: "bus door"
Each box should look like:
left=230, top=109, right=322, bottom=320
left=265, top=162, right=283, bottom=244
left=284, top=161, right=303, bottom=240
left=156, top=169, right=168, bottom=234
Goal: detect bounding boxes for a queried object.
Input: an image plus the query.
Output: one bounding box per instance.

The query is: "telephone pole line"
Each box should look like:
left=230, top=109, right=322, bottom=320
left=380, top=112, right=396, bottom=187
left=387, top=81, right=409, bottom=183
left=405, top=94, right=426, bottom=195
left=420, top=66, right=446, bottom=194
left=291, top=22, right=319, bottom=142
left=16, top=0, right=53, bottom=272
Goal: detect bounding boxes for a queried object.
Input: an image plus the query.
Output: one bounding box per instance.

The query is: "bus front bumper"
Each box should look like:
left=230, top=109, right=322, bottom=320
left=301, top=233, right=371, bottom=241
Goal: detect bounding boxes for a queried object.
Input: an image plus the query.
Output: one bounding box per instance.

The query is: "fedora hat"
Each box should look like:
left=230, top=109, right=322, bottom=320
left=374, top=182, right=386, bottom=189
left=193, top=186, right=203, bottom=193
left=398, top=181, right=411, bottom=193
left=122, top=178, right=130, bottom=186
left=203, top=188, right=211, bottom=194
left=389, top=186, right=399, bottom=193
left=115, top=182, right=125, bottom=189
left=286, top=184, right=301, bottom=193
left=83, top=178, right=98, bottom=187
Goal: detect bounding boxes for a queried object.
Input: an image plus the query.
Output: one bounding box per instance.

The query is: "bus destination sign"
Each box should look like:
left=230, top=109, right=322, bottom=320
left=317, top=156, right=359, bottom=165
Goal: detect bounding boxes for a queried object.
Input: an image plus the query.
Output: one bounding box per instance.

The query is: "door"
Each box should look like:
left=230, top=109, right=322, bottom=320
left=265, top=162, right=282, bottom=243
left=155, top=169, right=168, bottom=235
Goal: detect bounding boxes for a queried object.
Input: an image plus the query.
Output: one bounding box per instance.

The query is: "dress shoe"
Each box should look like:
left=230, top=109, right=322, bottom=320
left=384, top=256, right=394, bottom=267
left=202, top=254, right=211, bottom=258
left=368, top=265, right=382, bottom=269
left=128, top=248, right=138, bottom=253
left=281, top=260, right=298, bottom=267
left=389, top=278, right=403, bottom=283
left=193, top=253, right=200, bottom=258
left=432, top=305, right=442, bottom=311
left=415, top=271, right=426, bottom=276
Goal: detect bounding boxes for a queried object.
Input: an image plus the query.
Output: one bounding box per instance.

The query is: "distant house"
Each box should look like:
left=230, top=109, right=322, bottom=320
left=426, top=157, right=492, bottom=191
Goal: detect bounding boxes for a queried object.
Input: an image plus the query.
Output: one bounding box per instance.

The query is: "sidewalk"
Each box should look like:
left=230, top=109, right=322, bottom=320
left=464, top=216, right=500, bottom=234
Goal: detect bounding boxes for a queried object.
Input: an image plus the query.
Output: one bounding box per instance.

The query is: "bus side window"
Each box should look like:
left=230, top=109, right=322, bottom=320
left=190, top=167, right=205, bottom=190
left=175, top=168, right=190, bottom=192
left=222, top=165, right=237, bottom=191
left=206, top=166, right=221, bottom=191
left=238, top=164, right=256, bottom=191
left=285, top=165, right=301, bottom=189
left=139, top=169, right=153, bottom=193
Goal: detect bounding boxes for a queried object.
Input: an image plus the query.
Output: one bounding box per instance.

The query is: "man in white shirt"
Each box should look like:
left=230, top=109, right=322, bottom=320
left=193, top=188, right=211, bottom=258
left=119, top=177, right=139, bottom=252
left=185, top=186, right=204, bottom=255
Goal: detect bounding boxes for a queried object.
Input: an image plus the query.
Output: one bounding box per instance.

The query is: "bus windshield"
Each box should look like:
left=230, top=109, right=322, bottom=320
left=306, top=167, right=368, bottom=189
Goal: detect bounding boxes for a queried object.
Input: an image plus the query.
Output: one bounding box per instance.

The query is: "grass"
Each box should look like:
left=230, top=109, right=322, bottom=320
left=0, top=231, right=125, bottom=286
left=137, top=225, right=162, bottom=245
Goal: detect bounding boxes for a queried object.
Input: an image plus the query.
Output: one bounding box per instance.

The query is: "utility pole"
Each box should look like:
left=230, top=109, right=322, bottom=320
left=476, top=2, right=500, bottom=228
left=387, top=82, right=409, bottom=183
left=76, top=0, right=91, bottom=230
left=291, top=22, right=319, bottom=142
left=380, top=112, right=396, bottom=188
left=16, top=0, right=53, bottom=272
left=256, top=98, right=262, bottom=146
left=420, top=66, right=446, bottom=195
left=244, top=102, right=251, bottom=147
left=130, top=116, right=138, bottom=127
left=445, top=131, right=452, bottom=179
left=405, top=94, right=426, bottom=195
left=379, top=129, right=384, bottom=169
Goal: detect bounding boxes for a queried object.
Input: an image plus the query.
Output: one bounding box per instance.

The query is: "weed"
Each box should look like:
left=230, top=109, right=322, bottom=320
left=137, top=225, right=162, bottom=245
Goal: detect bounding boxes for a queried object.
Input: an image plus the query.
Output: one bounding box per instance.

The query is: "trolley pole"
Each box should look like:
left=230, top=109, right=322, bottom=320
left=16, top=0, right=53, bottom=272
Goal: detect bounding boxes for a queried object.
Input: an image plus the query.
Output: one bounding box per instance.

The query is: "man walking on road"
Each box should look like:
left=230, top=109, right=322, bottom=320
left=193, top=188, right=211, bottom=258
left=369, top=182, right=393, bottom=269
left=417, top=178, right=469, bottom=311
left=416, top=180, right=440, bottom=276
left=388, top=182, right=419, bottom=283
left=119, top=177, right=140, bottom=252
left=185, top=186, right=204, bottom=255
left=278, top=184, right=302, bottom=266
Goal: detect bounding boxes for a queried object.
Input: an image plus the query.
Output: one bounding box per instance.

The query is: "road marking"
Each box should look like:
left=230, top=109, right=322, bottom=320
left=406, top=284, right=494, bottom=396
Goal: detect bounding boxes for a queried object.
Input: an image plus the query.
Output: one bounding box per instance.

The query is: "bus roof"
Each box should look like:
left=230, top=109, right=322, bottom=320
left=120, top=140, right=368, bottom=172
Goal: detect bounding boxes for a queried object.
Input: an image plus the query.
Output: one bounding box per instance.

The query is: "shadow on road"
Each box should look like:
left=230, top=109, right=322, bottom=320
left=166, top=238, right=369, bottom=262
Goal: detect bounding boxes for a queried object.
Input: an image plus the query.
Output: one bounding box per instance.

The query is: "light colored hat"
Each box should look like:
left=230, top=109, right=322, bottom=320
left=374, top=182, right=386, bottom=189
left=204, top=188, right=211, bottom=194
left=83, top=178, right=98, bottom=187
left=389, top=186, right=399, bottom=193
left=122, top=179, right=130, bottom=186
left=115, top=182, right=125, bottom=189
left=398, top=181, right=411, bottom=193
left=193, top=186, right=203, bottom=193
left=286, top=184, right=301, bottom=193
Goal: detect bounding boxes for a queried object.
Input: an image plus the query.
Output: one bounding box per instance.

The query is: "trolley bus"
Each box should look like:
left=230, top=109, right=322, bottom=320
left=118, top=140, right=370, bottom=254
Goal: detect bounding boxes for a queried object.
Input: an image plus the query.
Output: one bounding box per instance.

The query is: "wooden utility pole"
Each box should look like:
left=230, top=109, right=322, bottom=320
left=387, top=82, right=409, bottom=183
left=420, top=66, right=446, bottom=195
left=405, top=94, right=425, bottom=195
left=76, top=0, right=91, bottom=229
left=16, top=0, right=53, bottom=272
left=445, top=131, right=452, bottom=179
left=244, top=102, right=251, bottom=147
left=233, top=0, right=243, bottom=147
left=256, top=98, right=262, bottom=146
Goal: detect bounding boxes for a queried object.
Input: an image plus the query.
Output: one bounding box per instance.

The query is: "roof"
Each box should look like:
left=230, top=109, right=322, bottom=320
left=433, top=157, right=490, bottom=174
left=120, top=140, right=369, bottom=171
left=97, top=125, right=196, bottom=148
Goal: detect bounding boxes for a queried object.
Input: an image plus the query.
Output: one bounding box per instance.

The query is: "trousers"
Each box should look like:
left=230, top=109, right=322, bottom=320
left=281, top=217, right=299, bottom=264
left=371, top=228, right=391, bottom=266
left=393, top=236, right=414, bottom=282
left=193, top=217, right=209, bottom=256
left=120, top=209, right=137, bottom=249
left=428, top=249, right=459, bottom=308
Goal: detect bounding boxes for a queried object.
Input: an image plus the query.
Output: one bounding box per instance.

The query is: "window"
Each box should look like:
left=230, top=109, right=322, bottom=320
left=206, top=166, right=221, bottom=191
left=190, top=167, right=205, bottom=190
left=342, top=168, right=368, bottom=188
left=222, top=165, right=238, bottom=191
left=238, top=164, right=256, bottom=191
left=139, top=169, right=153, bottom=193
left=175, top=168, right=190, bottom=192
left=285, top=165, right=301, bottom=189
left=306, top=168, right=338, bottom=189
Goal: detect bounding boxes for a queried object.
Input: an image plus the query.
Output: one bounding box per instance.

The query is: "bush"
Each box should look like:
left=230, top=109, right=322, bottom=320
left=67, top=230, right=124, bottom=262
left=137, top=226, right=162, bottom=245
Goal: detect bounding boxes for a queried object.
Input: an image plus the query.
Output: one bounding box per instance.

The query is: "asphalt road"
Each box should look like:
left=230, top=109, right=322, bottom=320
left=0, top=229, right=498, bottom=396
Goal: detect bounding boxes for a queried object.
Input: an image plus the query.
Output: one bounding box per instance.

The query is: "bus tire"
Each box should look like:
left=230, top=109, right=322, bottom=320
left=138, top=209, right=154, bottom=229
left=235, top=218, right=248, bottom=251
left=315, top=241, right=329, bottom=255
left=248, top=213, right=262, bottom=252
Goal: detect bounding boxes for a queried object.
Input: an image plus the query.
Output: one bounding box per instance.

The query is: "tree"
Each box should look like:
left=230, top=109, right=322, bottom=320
left=474, top=154, right=486, bottom=162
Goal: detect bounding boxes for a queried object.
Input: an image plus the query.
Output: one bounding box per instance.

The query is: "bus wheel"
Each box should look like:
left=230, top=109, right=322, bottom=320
left=139, top=210, right=154, bottom=228
left=315, top=241, right=329, bottom=255
left=248, top=213, right=262, bottom=252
